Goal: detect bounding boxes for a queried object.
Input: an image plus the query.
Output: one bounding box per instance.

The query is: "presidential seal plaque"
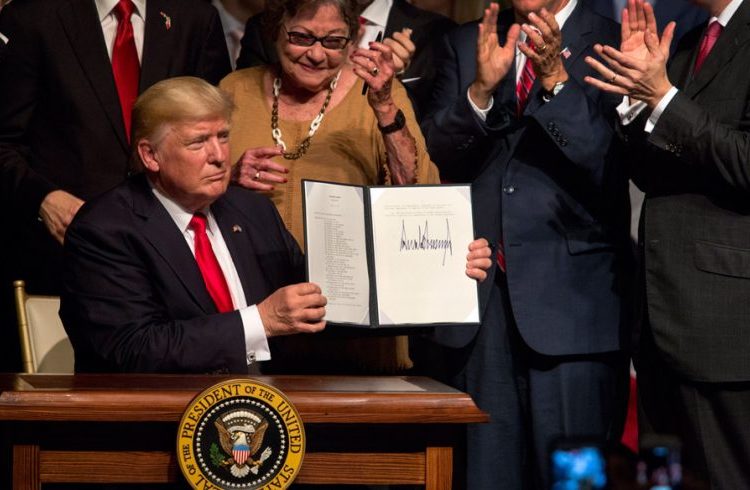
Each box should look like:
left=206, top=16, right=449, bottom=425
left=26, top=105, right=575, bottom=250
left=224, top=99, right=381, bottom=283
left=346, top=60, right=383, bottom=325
left=177, top=379, right=305, bottom=489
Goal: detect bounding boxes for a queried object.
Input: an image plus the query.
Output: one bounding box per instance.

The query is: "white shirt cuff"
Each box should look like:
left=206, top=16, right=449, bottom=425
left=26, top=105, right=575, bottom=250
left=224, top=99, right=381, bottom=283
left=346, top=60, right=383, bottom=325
left=467, top=87, right=493, bottom=122
left=616, top=96, right=648, bottom=126
left=240, top=305, right=271, bottom=363
left=645, top=86, right=679, bottom=133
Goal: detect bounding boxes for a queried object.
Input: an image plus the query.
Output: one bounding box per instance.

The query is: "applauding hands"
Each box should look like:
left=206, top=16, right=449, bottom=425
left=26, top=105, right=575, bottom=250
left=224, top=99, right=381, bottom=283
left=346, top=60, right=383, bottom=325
left=470, top=2, right=570, bottom=108
left=584, top=0, right=675, bottom=108
left=470, top=3, right=520, bottom=108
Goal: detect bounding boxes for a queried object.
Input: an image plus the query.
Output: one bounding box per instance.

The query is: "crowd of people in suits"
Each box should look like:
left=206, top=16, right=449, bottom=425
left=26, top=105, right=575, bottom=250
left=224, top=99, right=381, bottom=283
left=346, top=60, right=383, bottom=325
left=1, top=0, right=749, bottom=488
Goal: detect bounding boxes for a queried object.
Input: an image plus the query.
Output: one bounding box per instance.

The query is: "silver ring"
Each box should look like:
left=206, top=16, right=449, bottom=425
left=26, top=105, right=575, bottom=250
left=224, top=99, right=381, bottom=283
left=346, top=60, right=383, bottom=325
left=371, top=66, right=379, bottom=76
left=254, top=171, right=261, bottom=181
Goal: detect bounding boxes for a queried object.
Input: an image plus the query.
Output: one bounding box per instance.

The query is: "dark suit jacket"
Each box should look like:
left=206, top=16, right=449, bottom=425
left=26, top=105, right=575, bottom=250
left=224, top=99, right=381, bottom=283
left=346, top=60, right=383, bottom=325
left=60, top=174, right=304, bottom=374
left=422, top=4, right=632, bottom=356
left=627, top=1, right=750, bottom=383
left=0, top=0, right=231, bottom=294
left=235, top=0, right=455, bottom=120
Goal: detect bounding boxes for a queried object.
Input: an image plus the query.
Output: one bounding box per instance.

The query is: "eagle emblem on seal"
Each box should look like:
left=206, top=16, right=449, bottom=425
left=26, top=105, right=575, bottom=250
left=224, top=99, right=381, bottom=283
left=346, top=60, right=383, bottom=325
left=214, top=409, right=272, bottom=478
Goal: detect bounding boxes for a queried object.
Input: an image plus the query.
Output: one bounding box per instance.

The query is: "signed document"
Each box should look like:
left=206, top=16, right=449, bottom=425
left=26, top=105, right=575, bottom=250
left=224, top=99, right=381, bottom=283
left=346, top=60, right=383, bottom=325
left=303, top=180, right=479, bottom=327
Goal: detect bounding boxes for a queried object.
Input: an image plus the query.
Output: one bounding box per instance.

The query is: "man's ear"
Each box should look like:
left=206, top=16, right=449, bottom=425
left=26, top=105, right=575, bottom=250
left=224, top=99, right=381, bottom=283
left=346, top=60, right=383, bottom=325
left=137, top=139, right=160, bottom=172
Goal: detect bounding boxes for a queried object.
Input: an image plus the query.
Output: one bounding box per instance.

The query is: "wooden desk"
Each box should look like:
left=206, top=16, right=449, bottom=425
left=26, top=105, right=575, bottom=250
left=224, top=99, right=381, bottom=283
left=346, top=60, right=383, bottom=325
left=0, top=374, right=487, bottom=489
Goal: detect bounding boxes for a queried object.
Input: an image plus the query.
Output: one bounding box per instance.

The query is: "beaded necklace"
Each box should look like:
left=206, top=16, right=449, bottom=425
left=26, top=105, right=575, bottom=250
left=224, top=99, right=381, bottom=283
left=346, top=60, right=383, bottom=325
left=271, top=71, right=341, bottom=160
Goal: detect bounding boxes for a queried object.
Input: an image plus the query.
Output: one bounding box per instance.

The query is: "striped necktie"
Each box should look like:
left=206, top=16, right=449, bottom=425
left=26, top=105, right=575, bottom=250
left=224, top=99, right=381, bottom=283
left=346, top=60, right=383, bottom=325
left=516, top=49, right=536, bottom=116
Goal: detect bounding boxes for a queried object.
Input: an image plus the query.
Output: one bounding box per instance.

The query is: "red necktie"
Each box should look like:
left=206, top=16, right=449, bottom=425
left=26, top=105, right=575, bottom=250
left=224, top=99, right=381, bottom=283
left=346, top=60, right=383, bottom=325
left=112, top=0, right=140, bottom=142
left=496, top=240, right=506, bottom=273
left=693, top=20, right=722, bottom=75
left=516, top=49, right=536, bottom=116
left=189, top=213, right=234, bottom=313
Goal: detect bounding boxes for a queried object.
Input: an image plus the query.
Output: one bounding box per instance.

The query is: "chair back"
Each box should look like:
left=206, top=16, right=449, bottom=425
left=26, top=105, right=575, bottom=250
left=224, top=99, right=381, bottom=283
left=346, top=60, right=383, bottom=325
left=13, top=280, right=74, bottom=373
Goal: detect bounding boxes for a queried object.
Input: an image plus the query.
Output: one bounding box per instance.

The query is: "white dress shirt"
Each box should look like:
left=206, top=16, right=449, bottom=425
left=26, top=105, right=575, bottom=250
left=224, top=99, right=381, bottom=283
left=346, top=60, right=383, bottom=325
left=95, top=0, right=146, bottom=62
left=359, top=0, right=393, bottom=48
left=152, top=185, right=271, bottom=364
left=468, top=0, right=578, bottom=120
left=616, top=0, right=743, bottom=132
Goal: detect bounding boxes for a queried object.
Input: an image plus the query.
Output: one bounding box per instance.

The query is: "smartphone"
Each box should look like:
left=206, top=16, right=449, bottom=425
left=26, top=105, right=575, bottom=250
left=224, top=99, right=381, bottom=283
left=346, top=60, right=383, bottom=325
left=549, top=437, right=608, bottom=490
left=637, top=434, right=682, bottom=489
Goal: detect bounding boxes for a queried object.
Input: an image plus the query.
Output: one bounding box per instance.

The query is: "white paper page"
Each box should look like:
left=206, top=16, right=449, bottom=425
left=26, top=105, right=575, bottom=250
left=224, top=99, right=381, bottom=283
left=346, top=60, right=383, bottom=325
left=304, top=181, right=370, bottom=325
left=369, top=185, right=479, bottom=325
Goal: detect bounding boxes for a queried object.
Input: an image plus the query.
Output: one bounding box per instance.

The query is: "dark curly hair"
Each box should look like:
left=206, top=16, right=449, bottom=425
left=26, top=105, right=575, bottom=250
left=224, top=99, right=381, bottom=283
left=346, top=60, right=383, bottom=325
left=263, top=0, right=368, bottom=44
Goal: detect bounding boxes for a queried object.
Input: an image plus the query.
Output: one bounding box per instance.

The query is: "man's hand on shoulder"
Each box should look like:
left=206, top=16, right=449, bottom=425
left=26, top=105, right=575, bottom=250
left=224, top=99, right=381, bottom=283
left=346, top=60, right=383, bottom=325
left=258, top=282, right=327, bottom=337
left=40, top=190, right=85, bottom=245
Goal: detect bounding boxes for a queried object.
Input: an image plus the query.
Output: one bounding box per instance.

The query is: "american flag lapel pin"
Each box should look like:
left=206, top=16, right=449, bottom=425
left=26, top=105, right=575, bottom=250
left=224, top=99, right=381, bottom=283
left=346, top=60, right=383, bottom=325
left=160, top=11, right=171, bottom=30
left=232, top=224, right=242, bottom=233
left=560, top=46, right=571, bottom=59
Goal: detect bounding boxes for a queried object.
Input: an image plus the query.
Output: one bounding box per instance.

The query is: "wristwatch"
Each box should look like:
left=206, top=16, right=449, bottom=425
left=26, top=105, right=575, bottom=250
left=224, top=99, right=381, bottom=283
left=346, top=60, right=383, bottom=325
left=378, top=109, right=406, bottom=134
left=542, top=81, right=566, bottom=102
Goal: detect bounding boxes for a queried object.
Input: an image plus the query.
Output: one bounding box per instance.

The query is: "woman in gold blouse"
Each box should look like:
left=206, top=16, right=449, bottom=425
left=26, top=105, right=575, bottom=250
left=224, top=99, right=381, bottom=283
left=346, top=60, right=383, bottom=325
left=221, top=0, right=439, bottom=248
left=220, top=0, right=443, bottom=374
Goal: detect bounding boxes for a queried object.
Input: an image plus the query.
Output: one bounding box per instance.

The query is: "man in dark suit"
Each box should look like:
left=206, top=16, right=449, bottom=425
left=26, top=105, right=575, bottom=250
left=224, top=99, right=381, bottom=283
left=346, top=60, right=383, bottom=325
left=586, top=0, right=750, bottom=486
left=236, top=0, right=455, bottom=120
left=0, top=0, right=231, bottom=294
left=0, top=0, right=230, bottom=372
left=61, top=77, right=327, bottom=374
left=421, top=1, right=632, bottom=488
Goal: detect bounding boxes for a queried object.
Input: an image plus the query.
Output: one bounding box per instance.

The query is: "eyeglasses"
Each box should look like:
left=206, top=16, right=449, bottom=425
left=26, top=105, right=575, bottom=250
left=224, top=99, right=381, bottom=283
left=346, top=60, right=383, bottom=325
left=283, top=26, right=350, bottom=50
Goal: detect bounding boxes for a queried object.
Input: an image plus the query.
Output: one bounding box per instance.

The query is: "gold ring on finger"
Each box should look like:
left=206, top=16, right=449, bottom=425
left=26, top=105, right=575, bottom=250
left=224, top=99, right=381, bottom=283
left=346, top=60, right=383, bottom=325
left=609, top=74, right=617, bottom=84
left=537, top=43, right=547, bottom=53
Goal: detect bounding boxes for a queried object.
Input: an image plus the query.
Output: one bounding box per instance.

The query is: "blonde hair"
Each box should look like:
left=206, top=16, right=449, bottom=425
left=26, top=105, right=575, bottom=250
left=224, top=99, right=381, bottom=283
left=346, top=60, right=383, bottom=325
left=132, top=76, right=235, bottom=148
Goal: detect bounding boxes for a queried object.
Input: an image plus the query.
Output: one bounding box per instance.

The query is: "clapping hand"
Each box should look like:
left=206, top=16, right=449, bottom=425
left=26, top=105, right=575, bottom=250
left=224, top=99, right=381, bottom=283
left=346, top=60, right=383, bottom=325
left=584, top=0, right=675, bottom=108
left=518, top=9, right=568, bottom=91
left=469, top=2, right=521, bottom=109
left=621, top=0, right=659, bottom=59
left=384, top=28, right=416, bottom=75
left=351, top=40, right=398, bottom=110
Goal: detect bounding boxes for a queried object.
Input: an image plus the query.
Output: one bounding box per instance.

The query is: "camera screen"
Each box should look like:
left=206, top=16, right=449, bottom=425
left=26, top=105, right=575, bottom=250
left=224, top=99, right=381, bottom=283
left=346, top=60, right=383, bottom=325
left=637, top=444, right=682, bottom=489
left=551, top=445, right=607, bottom=490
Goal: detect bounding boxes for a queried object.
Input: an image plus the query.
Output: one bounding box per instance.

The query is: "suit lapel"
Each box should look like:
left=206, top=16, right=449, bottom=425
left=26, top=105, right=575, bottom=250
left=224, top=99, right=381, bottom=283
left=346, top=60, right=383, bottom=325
left=211, top=198, right=267, bottom=306
left=684, top=3, right=750, bottom=98
left=130, top=175, right=217, bottom=314
left=140, top=0, right=177, bottom=90
left=668, top=28, right=700, bottom=88
left=558, top=4, right=593, bottom=76
left=57, top=0, right=129, bottom=151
